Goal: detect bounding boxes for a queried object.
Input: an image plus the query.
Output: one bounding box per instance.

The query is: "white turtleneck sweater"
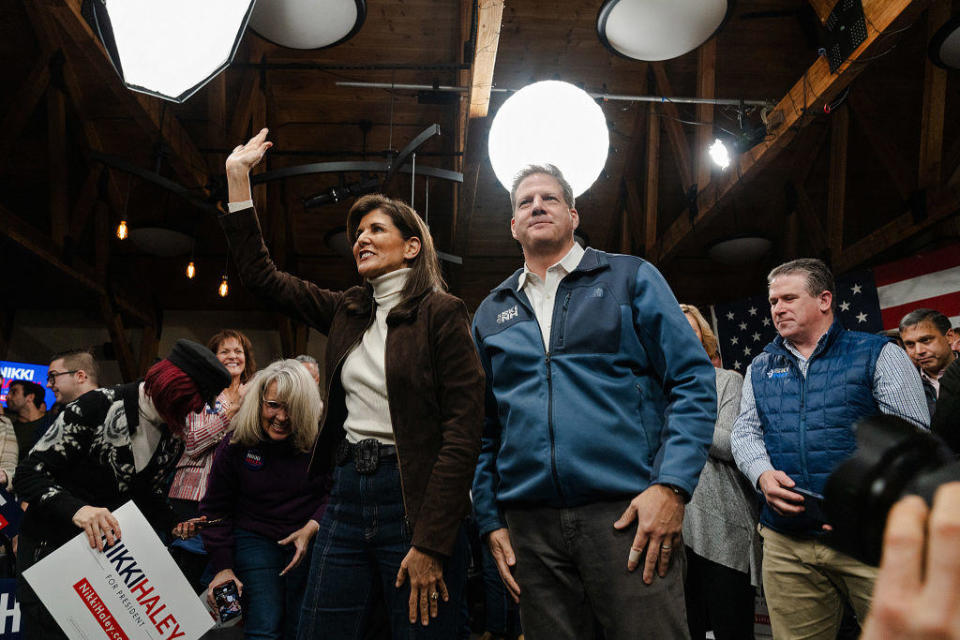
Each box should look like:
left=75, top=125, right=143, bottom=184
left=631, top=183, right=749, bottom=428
left=341, top=268, right=410, bottom=445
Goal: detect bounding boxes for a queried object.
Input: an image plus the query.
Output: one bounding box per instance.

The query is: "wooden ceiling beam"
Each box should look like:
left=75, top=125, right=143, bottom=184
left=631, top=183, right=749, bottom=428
left=826, top=103, right=849, bottom=263
left=847, top=89, right=913, bottom=199
left=0, top=203, right=152, bottom=324
left=47, top=0, right=209, bottom=191
left=807, top=0, right=834, bottom=23
left=644, top=102, right=661, bottom=263
left=695, top=39, right=717, bottom=191
left=0, top=52, right=53, bottom=159
left=651, top=63, right=694, bottom=192
left=834, top=183, right=960, bottom=273
left=47, top=80, right=69, bottom=248
left=468, top=0, right=504, bottom=119
left=657, top=0, right=931, bottom=264
left=918, top=1, right=949, bottom=189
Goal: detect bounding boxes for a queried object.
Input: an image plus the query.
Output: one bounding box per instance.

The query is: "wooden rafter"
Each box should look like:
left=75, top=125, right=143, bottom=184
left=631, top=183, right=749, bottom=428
left=47, top=80, right=69, bottom=248
left=0, top=203, right=152, bottom=324
left=918, top=1, right=949, bottom=189
left=847, top=90, right=913, bottom=199
left=651, top=63, right=693, bottom=192
left=657, top=0, right=931, bottom=264
left=48, top=0, right=209, bottom=191
left=827, top=104, right=849, bottom=262
left=0, top=52, right=54, bottom=159
left=468, top=0, right=504, bottom=118
left=644, top=102, right=661, bottom=262
left=808, top=0, right=835, bottom=23
left=695, top=39, right=717, bottom=191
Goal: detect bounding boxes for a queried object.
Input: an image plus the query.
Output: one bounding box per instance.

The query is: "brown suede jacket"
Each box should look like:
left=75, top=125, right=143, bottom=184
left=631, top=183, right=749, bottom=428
left=219, top=207, right=484, bottom=556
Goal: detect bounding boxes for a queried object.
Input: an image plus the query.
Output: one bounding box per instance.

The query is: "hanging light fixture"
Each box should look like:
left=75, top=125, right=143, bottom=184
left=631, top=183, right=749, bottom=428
left=218, top=274, right=229, bottom=297
left=116, top=219, right=129, bottom=240
left=596, top=0, right=729, bottom=61
left=250, top=0, right=366, bottom=49
left=929, top=14, right=960, bottom=70
left=488, top=81, right=609, bottom=197
left=186, top=261, right=196, bottom=279
left=90, top=0, right=256, bottom=103
left=708, top=139, right=730, bottom=169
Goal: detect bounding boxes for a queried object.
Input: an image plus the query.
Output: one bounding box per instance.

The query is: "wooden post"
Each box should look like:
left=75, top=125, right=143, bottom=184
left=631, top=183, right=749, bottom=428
left=827, top=104, right=849, bottom=263
left=918, top=1, right=949, bottom=189
left=695, top=39, right=717, bottom=192
left=644, top=103, right=661, bottom=263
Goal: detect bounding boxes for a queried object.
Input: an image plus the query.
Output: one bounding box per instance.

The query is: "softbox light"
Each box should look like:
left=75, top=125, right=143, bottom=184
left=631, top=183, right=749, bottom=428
left=488, top=81, right=609, bottom=198
left=597, top=0, right=729, bottom=62
left=250, top=0, right=366, bottom=50
left=91, top=0, right=256, bottom=103
left=929, top=14, right=960, bottom=70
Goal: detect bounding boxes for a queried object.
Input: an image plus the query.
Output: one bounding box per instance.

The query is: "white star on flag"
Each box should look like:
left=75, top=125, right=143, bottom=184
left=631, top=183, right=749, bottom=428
left=857, top=312, right=868, bottom=323
left=726, top=312, right=735, bottom=321
left=852, top=283, right=862, bottom=294
left=731, top=337, right=739, bottom=345
left=733, top=360, right=742, bottom=370
left=840, top=301, right=851, bottom=311
left=744, top=347, right=752, bottom=356
left=748, top=306, right=757, bottom=316
left=752, top=332, right=761, bottom=341
left=739, top=322, right=747, bottom=331
left=762, top=318, right=771, bottom=326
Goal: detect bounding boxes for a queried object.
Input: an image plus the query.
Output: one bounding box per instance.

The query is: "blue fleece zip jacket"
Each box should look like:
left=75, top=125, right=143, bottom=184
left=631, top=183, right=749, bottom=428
left=471, top=248, right=718, bottom=537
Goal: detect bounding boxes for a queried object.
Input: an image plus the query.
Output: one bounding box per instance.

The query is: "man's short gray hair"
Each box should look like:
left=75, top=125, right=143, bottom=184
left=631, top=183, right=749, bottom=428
left=295, top=354, right=318, bottom=366
left=899, top=308, right=952, bottom=335
left=767, top=258, right=835, bottom=298
left=509, top=164, right=575, bottom=211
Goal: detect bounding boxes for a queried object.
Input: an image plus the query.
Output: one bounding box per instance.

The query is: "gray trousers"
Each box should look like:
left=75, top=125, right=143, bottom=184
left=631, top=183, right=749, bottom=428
left=505, top=500, right=690, bottom=640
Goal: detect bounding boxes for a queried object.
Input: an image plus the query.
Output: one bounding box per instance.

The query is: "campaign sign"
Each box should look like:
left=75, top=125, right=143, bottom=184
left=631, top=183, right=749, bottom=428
left=0, top=361, right=56, bottom=409
left=0, top=487, right=22, bottom=538
left=23, top=502, right=213, bottom=640
left=0, top=578, right=21, bottom=638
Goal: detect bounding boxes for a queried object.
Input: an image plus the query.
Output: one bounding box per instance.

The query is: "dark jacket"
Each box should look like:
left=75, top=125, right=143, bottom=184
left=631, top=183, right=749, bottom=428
left=14, top=382, right=183, bottom=549
left=219, top=207, right=484, bottom=556
left=200, top=434, right=329, bottom=573
left=471, top=250, right=717, bottom=537
left=932, top=356, right=960, bottom=453
left=751, top=321, right=887, bottom=535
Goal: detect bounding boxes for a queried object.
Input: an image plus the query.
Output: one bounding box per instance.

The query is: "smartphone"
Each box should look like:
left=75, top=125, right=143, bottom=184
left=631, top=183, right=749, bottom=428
left=213, top=581, right=242, bottom=623
left=193, top=517, right=225, bottom=530
left=791, top=487, right=828, bottom=524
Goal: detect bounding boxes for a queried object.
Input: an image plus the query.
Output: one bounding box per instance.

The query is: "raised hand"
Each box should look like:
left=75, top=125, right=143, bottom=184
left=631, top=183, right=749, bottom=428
left=225, top=128, right=273, bottom=176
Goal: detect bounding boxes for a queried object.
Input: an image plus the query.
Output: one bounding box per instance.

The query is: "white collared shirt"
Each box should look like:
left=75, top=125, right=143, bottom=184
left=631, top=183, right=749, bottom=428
left=518, top=243, right=585, bottom=348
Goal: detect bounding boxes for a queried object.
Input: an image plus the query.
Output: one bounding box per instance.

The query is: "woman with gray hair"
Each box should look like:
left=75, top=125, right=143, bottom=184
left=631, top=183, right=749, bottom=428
left=199, top=359, right=329, bottom=639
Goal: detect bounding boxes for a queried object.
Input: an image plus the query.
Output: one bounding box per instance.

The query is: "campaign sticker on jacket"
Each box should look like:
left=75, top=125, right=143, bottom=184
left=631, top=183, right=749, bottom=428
left=243, top=449, right=264, bottom=470
left=23, top=501, right=213, bottom=640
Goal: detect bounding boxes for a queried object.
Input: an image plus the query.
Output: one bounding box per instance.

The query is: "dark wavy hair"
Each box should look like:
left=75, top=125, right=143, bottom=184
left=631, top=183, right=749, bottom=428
left=206, top=330, right=256, bottom=383
left=344, top=194, right=446, bottom=322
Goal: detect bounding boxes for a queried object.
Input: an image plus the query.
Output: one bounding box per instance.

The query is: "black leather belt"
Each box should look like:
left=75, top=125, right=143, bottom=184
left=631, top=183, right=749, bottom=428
left=336, top=438, right=397, bottom=474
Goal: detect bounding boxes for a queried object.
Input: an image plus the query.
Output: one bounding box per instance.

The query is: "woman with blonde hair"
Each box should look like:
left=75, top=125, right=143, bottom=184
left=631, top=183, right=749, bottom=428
left=680, top=303, right=760, bottom=640
left=200, top=359, right=329, bottom=639
left=218, top=128, right=484, bottom=639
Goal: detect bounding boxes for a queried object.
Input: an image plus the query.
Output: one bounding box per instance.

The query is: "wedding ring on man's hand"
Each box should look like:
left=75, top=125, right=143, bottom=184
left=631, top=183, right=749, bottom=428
left=661, top=545, right=672, bottom=551
left=430, top=592, right=439, bottom=601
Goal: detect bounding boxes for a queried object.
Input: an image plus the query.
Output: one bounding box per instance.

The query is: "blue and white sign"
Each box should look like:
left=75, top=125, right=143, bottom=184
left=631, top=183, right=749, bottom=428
left=0, top=578, right=21, bottom=639
left=0, top=362, right=56, bottom=409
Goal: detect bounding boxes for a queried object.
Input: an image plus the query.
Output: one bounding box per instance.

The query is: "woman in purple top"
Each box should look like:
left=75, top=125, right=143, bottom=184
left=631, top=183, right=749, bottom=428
left=200, top=359, right=328, bottom=639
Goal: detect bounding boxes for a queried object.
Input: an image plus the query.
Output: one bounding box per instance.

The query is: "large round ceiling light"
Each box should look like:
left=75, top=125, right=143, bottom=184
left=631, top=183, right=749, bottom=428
left=91, top=0, right=255, bottom=103
left=929, top=14, right=960, bottom=70
left=488, top=81, right=609, bottom=198
left=250, top=0, right=366, bottom=50
left=597, top=0, right=729, bottom=62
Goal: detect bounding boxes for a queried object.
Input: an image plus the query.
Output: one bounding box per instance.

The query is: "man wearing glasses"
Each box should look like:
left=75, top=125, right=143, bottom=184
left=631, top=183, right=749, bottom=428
left=46, top=349, right=99, bottom=408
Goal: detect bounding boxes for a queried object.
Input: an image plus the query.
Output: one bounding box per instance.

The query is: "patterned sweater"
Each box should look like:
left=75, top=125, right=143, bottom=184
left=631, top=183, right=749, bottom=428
left=14, top=382, right=183, bottom=549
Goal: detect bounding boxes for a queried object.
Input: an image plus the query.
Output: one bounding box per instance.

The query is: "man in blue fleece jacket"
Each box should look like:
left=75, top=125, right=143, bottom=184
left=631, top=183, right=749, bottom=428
left=471, top=164, right=717, bottom=640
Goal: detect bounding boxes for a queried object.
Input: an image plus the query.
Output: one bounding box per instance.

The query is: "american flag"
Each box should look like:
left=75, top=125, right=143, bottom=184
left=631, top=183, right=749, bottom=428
left=711, top=244, right=960, bottom=373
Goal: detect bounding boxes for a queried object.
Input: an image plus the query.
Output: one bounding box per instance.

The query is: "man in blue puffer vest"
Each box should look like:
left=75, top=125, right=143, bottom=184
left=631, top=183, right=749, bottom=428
left=472, top=164, right=717, bottom=640
left=731, top=258, right=929, bottom=640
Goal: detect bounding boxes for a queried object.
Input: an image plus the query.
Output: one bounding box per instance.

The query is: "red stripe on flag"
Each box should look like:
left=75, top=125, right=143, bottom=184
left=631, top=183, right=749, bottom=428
left=880, top=293, right=960, bottom=330
left=73, top=578, right=130, bottom=640
left=874, top=244, right=960, bottom=286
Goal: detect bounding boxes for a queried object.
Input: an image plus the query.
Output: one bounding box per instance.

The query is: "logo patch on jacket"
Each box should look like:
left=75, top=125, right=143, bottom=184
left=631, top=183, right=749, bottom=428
left=767, top=367, right=790, bottom=378
left=593, top=287, right=604, bottom=298
left=497, top=305, right=519, bottom=324
left=244, top=449, right=264, bottom=470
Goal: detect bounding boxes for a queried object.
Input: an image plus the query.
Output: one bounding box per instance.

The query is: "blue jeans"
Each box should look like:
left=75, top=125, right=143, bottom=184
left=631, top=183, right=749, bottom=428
left=235, top=528, right=312, bottom=639
left=298, top=458, right=469, bottom=639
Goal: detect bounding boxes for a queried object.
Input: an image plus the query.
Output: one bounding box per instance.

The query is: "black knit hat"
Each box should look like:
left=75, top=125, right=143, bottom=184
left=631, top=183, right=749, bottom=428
left=167, top=339, right=231, bottom=406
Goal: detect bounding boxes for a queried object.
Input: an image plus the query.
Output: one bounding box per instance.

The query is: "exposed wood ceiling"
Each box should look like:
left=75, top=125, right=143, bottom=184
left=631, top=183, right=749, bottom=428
left=2, top=0, right=959, bottom=354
